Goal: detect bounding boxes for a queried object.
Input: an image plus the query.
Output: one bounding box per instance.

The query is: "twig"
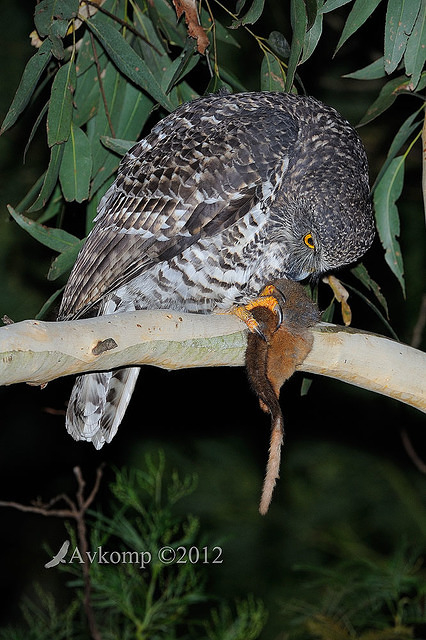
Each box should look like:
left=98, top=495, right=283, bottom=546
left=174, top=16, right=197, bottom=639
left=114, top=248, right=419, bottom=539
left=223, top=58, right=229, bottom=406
left=84, top=0, right=163, bottom=55
left=0, top=466, right=105, bottom=640
left=89, top=32, right=116, bottom=138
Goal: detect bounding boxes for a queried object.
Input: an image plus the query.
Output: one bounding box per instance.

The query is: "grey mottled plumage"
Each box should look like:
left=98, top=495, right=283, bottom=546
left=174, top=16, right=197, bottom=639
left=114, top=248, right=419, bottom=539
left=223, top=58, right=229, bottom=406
left=59, top=91, right=375, bottom=449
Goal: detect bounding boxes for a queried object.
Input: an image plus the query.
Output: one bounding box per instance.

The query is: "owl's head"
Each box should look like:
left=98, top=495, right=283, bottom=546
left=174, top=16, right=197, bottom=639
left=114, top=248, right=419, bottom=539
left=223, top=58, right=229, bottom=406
left=272, top=104, right=376, bottom=281
left=272, top=175, right=375, bottom=282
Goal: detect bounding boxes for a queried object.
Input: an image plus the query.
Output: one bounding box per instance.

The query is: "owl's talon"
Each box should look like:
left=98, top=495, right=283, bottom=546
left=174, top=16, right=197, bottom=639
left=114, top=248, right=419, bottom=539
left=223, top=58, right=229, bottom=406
left=230, top=284, right=285, bottom=339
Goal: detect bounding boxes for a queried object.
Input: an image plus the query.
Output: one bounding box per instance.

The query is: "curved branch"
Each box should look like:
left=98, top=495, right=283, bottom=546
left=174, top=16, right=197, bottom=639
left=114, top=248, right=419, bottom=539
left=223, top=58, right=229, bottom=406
left=0, top=310, right=425, bottom=412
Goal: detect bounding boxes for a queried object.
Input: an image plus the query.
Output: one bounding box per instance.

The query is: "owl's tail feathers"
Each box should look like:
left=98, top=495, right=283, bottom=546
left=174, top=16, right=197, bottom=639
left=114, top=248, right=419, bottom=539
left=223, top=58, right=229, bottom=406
left=65, top=367, right=140, bottom=449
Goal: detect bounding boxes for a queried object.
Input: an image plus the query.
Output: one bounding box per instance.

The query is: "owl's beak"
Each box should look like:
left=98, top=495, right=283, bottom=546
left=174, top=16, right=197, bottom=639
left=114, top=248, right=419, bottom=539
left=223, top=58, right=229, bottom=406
left=283, top=268, right=311, bottom=282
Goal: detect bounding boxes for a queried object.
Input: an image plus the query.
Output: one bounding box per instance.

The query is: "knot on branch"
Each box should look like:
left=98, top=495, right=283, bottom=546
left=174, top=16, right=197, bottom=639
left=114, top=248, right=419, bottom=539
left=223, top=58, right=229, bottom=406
left=92, top=338, right=118, bottom=355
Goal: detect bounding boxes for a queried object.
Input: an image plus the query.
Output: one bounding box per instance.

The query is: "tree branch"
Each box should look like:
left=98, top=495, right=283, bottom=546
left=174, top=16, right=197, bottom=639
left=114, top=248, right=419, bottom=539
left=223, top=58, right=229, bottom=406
left=0, top=310, right=425, bottom=413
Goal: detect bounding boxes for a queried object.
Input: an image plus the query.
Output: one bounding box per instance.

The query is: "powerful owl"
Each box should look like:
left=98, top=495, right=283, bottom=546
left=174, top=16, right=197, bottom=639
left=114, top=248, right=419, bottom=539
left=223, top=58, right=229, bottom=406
left=59, top=91, right=375, bottom=449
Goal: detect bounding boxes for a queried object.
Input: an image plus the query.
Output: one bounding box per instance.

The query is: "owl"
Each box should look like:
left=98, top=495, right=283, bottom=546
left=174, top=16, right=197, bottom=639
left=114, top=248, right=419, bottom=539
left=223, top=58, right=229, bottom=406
left=58, top=91, right=375, bottom=449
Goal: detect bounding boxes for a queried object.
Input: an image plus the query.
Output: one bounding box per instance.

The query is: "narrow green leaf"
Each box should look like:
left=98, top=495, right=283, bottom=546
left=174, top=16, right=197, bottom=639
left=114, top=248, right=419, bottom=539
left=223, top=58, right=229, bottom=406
left=48, top=239, right=85, bottom=280
left=350, top=263, right=389, bottom=317
left=343, top=280, right=398, bottom=339
left=231, top=0, right=265, bottom=27
left=37, top=185, right=63, bottom=223
left=344, top=56, right=386, bottom=80
left=101, top=137, right=135, bottom=155
left=28, top=143, right=65, bottom=211
left=7, top=204, right=81, bottom=253
left=0, top=39, right=52, bottom=135
left=24, top=101, right=49, bottom=162
left=84, top=18, right=173, bottom=111
left=34, top=0, right=79, bottom=38
left=146, top=0, right=186, bottom=49
left=241, top=0, right=265, bottom=24
left=261, top=51, right=285, bottom=91
left=358, top=75, right=414, bottom=126
left=75, top=28, right=107, bottom=77
left=59, top=123, right=92, bottom=202
left=404, top=1, right=426, bottom=89
left=73, top=69, right=101, bottom=127
left=372, top=109, right=422, bottom=191
left=47, top=60, right=76, bottom=147
left=373, top=156, right=405, bottom=294
left=320, top=0, right=351, bottom=13
left=268, top=31, right=291, bottom=60
left=35, top=286, right=65, bottom=320
left=286, top=0, right=307, bottom=91
left=236, top=0, right=248, bottom=13
left=15, top=174, right=46, bottom=213
left=117, top=83, right=154, bottom=142
left=384, top=0, right=421, bottom=74
left=335, top=0, right=382, bottom=54
left=304, top=0, right=318, bottom=29
left=165, top=38, right=198, bottom=94
left=205, top=74, right=232, bottom=95
left=301, top=2, right=324, bottom=64
left=49, top=34, right=65, bottom=61
left=86, top=176, right=114, bottom=233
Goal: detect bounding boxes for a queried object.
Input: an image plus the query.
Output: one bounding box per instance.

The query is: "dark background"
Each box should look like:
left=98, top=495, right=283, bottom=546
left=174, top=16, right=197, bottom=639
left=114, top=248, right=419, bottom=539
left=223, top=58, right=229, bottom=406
left=0, top=2, right=424, bottom=638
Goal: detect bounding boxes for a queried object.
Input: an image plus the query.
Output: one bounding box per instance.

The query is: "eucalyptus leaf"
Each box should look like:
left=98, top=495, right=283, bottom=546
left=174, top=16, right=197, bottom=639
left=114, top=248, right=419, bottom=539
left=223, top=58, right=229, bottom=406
left=268, top=31, right=291, bottom=60
left=205, top=75, right=233, bottom=95
left=335, top=0, right=382, bottom=54
left=320, top=0, right=352, bottom=13
left=47, top=60, right=76, bottom=147
left=15, top=174, right=46, bottom=213
left=34, top=0, right=79, bottom=38
left=24, top=101, right=49, bottom=162
left=59, top=123, right=92, bottom=202
left=350, top=263, right=389, bottom=317
left=0, top=39, right=52, bottom=135
left=48, top=239, right=85, bottom=280
left=165, top=38, right=198, bottom=94
left=28, top=143, right=65, bottom=212
left=35, top=286, right=65, bottom=320
left=231, top=0, right=265, bottom=27
left=286, top=0, right=307, bottom=91
left=384, top=0, right=421, bottom=74
left=373, top=156, right=405, bottom=294
left=358, top=75, right=414, bottom=126
left=36, top=186, right=63, bottom=223
left=301, top=3, right=324, bottom=64
left=8, top=205, right=81, bottom=253
left=404, top=2, right=426, bottom=89
left=101, top=137, right=136, bottom=155
left=372, top=109, right=422, bottom=191
left=344, top=56, right=386, bottom=80
left=260, top=51, right=285, bottom=91
left=343, top=281, right=398, bottom=339
left=85, top=18, right=173, bottom=111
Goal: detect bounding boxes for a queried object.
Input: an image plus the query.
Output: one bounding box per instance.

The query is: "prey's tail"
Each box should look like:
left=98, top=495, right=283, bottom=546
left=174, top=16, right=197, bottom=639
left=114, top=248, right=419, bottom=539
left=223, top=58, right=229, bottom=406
left=65, top=367, right=140, bottom=449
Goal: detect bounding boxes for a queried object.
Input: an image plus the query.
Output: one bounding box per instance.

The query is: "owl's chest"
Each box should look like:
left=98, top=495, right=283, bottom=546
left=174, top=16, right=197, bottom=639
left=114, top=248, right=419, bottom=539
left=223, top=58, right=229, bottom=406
left=104, top=211, right=288, bottom=314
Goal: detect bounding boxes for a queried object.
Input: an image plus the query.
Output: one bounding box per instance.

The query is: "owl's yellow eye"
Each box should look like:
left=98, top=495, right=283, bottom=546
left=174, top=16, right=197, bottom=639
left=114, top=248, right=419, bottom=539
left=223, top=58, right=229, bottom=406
left=303, top=232, right=315, bottom=250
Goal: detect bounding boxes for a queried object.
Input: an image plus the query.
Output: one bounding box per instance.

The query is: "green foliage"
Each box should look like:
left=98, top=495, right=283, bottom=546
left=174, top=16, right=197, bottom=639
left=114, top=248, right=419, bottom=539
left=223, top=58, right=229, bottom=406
left=281, top=548, right=426, bottom=639
left=0, top=454, right=267, bottom=639
left=1, top=0, right=424, bottom=327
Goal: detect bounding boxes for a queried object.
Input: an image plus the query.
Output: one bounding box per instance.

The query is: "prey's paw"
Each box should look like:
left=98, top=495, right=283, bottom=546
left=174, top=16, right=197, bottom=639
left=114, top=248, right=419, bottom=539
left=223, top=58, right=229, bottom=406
left=231, top=284, right=285, bottom=340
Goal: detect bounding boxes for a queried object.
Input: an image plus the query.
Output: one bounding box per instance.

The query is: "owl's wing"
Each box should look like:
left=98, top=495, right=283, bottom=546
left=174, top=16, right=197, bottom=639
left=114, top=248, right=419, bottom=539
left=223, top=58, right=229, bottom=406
left=59, top=97, right=298, bottom=319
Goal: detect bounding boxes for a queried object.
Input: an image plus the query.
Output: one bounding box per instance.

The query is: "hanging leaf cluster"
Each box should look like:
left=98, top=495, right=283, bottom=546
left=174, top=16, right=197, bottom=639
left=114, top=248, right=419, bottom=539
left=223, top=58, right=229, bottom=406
left=1, top=0, right=242, bottom=288
left=1, top=0, right=425, bottom=321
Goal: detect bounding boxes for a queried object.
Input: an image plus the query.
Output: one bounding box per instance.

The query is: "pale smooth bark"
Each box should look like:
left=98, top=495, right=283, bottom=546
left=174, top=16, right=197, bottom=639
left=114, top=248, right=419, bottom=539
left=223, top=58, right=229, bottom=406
left=0, top=310, right=425, bottom=412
